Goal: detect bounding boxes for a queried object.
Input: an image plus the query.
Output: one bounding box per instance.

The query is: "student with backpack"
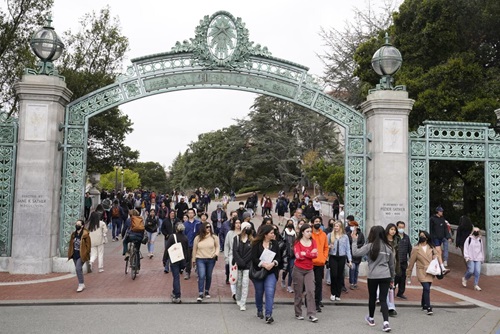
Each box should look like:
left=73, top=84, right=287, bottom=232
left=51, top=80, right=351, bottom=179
left=462, top=227, right=485, bottom=291
left=110, top=200, right=123, bottom=241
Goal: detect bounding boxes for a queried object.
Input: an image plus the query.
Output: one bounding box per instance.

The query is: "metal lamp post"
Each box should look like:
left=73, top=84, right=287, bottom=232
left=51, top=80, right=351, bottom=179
left=370, top=33, right=404, bottom=91
left=28, top=16, right=64, bottom=76
left=114, top=166, right=119, bottom=192
left=121, top=169, right=124, bottom=192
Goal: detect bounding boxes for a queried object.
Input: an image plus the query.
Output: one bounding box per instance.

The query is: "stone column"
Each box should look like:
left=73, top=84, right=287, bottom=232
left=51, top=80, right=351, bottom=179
left=360, top=90, right=414, bottom=230
left=9, top=75, right=72, bottom=274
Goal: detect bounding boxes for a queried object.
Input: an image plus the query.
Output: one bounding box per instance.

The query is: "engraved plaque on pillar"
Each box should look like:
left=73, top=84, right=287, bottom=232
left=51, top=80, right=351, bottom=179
left=25, top=104, right=48, bottom=141
left=383, top=118, right=403, bottom=153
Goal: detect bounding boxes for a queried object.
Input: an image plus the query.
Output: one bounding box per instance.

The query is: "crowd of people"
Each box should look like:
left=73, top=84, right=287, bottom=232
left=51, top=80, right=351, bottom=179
left=70, top=189, right=485, bottom=332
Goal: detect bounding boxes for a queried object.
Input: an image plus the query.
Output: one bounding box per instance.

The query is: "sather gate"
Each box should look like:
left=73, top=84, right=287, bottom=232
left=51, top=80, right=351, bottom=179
left=58, top=11, right=367, bottom=254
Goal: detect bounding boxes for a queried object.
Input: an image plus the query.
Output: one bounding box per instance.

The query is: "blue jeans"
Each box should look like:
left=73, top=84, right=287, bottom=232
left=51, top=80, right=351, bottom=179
left=171, top=262, right=182, bottom=298
left=112, top=218, right=122, bottom=239
left=196, top=258, right=216, bottom=294
left=73, top=257, right=84, bottom=284
left=349, top=262, right=359, bottom=285
left=465, top=260, right=481, bottom=286
left=252, top=273, right=277, bottom=317
left=421, top=282, right=432, bottom=309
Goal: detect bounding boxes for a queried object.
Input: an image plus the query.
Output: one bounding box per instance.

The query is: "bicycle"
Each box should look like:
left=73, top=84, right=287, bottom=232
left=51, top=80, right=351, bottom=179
left=124, top=241, right=141, bottom=280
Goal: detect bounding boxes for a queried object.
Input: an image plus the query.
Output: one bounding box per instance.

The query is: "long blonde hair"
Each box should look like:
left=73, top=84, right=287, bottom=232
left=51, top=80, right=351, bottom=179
left=331, top=221, right=345, bottom=243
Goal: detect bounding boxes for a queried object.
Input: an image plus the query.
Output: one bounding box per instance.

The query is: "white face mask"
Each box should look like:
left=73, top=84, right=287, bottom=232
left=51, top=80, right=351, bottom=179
left=398, top=228, right=405, bottom=234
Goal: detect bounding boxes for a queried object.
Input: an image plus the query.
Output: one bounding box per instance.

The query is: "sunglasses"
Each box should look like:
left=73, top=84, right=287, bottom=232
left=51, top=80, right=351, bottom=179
left=206, top=226, right=211, bottom=229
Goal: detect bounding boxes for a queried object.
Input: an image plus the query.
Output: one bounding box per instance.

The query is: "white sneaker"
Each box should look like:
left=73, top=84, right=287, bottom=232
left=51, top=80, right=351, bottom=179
left=330, top=295, right=336, bottom=301
left=474, top=285, right=482, bottom=291
left=462, top=277, right=467, bottom=287
left=240, top=305, right=246, bottom=311
left=443, top=261, right=448, bottom=267
left=98, top=268, right=104, bottom=273
left=287, top=286, right=294, bottom=293
left=335, top=297, right=341, bottom=301
left=76, top=284, right=85, bottom=292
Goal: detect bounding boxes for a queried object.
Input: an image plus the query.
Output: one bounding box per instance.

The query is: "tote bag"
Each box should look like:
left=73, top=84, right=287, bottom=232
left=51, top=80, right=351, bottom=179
left=426, top=258, right=441, bottom=276
left=168, top=234, right=185, bottom=263
left=229, top=263, right=238, bottom=284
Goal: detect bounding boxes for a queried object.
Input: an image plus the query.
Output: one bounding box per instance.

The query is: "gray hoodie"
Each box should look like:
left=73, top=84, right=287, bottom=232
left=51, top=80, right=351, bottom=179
left=352, top=240, right=395, bottom=280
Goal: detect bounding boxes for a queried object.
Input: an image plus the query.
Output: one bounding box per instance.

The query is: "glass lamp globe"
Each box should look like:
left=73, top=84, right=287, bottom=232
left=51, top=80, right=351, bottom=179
left=30, top=20, right=64, bottom=63
left=371, top=35, right=402, bottom=76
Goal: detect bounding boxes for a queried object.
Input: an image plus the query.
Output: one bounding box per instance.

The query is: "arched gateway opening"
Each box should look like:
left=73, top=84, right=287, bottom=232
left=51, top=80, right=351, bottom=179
left=59, top=11, right=367, bottom=253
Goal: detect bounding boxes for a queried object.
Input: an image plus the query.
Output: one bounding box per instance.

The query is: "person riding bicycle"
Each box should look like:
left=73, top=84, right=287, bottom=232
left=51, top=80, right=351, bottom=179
left=123, top=209, right=145, bottom=271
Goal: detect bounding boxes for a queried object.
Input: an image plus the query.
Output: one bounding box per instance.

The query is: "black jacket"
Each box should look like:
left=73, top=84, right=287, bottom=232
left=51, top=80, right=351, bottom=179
left=163, top=232, right=188, bottom=268
left=430, top=215, right=451, bottom=240
left=233, top=235, right=253, bottom=270
left=145, top=216, right=159, bottom=233
left=397, top=233, right=412, bottom=263
left=161, top=217, right=180, bottom=239
left=251, top=239, right=282, bottom=278
left=210, top=209, right=228, bottom=229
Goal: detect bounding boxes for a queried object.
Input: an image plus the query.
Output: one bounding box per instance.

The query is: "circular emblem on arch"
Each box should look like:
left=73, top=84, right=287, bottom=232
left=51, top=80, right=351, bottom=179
left=207, top=12, right=238, bottom=62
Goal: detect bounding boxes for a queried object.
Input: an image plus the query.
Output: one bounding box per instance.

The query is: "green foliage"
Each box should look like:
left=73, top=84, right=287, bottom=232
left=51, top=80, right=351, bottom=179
left=99, top=168, right=140, bottom=191
left=305, top=158, right=345, bottom=201
left=0, top=0, right=54, bottom=114
left=58, top=7, right=139, bottom=173
left=132, top=162, right=168, bottom=193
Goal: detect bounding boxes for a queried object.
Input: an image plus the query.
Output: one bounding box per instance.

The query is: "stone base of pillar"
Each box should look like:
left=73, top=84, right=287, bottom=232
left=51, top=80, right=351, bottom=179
left=0, top=257, right=9, bottom=272
left=8, top=257, right=52, bottom=274
left=482, top=263, right=500, bottom=276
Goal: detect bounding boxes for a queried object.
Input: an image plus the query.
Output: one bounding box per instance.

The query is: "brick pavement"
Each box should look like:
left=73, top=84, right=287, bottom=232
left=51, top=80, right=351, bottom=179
left=0, top=201, right=498, bottom=310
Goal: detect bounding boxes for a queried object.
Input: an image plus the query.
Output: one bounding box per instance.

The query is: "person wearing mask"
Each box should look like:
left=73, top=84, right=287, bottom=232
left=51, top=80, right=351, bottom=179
left=462, top=227, right=485, bottom=291
left=352, top=225, right=394, bottom=332
left=395, top=221, right=412, bottom=299
left=175, top=197, right=189, bottom=220
left=312, top=197, right=322, bottom=217
left=161, top=210, right=181, bottom=273
left=67, top=219, right=91, bottom=292
left=236, top=202, right=247, bottom=222
left=211, top=204, right=228, bottom=237
left=348, top=220, right=365, bottom=290
left=164, top=223, right=188, bottom=304
left=233, top=222, right=254, bottom=311
left=145, top=208, right=159, bottom=259
left=293, top=223, right=319, bottom=322
left=456, top=215, right=474, bottom=269
left=385, top=223, right=400, bottom=317
left=193, top=222, right=219, bottom=302
left=87, top=211, right=108, bottom=273
left=251, top=225, right=281, bottom=324
left=328, top=221, right=352, bottom=302
left=310, top=216, right=329, bottom=313
left=224, top=217, right=242, bottom=300
left=407, top=230, right=442, bottom=316
left=303, top=201, right=316, bottom=220
left=183, top=208, right=201, bottom=280
left=281, top=219, right=296, bottom=293
left=429, top=206, right=451, bottom=269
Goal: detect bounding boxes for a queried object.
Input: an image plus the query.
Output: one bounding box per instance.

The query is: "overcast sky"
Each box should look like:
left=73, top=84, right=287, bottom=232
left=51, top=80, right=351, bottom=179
left=51, top=0, right=385, bottom=169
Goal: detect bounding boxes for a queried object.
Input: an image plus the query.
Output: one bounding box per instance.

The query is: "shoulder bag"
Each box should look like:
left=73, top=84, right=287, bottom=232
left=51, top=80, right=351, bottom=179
left=168, top=234, right=185, bottom=263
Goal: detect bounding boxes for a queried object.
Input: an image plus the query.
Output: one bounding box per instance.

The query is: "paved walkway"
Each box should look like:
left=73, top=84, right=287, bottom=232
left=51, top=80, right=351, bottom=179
left=0, top=201, right=499, bottom=313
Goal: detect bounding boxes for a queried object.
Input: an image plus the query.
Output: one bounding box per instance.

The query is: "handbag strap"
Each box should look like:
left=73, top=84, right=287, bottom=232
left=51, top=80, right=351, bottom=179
left=174, top=234, right=178, bottom=244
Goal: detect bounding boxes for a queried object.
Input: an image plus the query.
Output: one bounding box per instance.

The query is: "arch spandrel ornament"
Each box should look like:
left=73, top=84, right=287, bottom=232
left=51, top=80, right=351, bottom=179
left=59, top=11, right=367, bottom=254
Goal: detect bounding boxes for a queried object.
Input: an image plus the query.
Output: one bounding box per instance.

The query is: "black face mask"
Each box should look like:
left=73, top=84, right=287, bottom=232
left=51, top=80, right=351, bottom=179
left=473, top=231, right=479, bottom=236
left=245, top=229, right=252, bottom=235
left=313, top=223, right=321, bottom=230
left=418, top=236, right=426, bottom=244
left=75, top=225, right=82, bottom=231
left=287, top=225, right=294, bottom=229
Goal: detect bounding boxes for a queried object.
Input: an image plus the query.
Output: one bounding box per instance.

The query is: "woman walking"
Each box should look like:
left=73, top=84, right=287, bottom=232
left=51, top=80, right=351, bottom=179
left=145, top=208, right=159, bottom=259
left=87, top=211, right=108, bottom=273
left=406, top=230, right=439, bottom=315
left=456, top=215, right=474, bottom=269
left=352, top=225, right=394, bottom=332
left=292, top=223, right=319, bottom=322
left=462, top=227, right=485, bottom=291
left=251, top=224, right=281, bottom=324
left=193, top=222, right=219, bottom=302
left=281, top=219, right=296, bottom=293
left=385, top=223, right=400, bottom=316
left=327, top=221, right=352, bottom=302
left=225, top=217, right=242, bottom=300
left=67, top=219, right=91, bottom=292
left=164, top=223, right=188, bottom=303
left=233, top=222, right=254, bottom=310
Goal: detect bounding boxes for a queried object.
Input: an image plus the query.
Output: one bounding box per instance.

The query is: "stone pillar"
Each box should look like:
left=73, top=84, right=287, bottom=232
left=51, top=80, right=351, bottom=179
left=360, top=90, right=414, bottom=230
left=9, top=75, right=72, bottom=274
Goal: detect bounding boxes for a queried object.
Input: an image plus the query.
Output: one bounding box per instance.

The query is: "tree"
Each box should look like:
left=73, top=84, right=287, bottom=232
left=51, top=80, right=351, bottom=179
left=132, top=162, right=168, bottom=193
left=353, top=0, right=500, bottom=228
left=319, top=0, right=402, bottom=106
left=99, top=168, right=140, bottom=191
left=58, top=7, right=139, bottom=173
left=0, top=0, right=53, bottom=115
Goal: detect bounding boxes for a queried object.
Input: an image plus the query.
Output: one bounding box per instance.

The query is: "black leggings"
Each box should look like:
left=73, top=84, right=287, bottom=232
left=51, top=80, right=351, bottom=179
left=367, top=278, right=391, bottom=321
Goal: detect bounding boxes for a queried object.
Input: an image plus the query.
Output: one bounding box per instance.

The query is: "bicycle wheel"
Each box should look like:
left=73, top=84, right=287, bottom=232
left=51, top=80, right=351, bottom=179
left=130, top=250, right=137, bottom=280
left=125, top=256, right=129, bottom=274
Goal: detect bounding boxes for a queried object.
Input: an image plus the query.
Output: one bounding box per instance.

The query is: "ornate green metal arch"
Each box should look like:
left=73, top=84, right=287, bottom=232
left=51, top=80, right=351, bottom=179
left=0, top=112, right=17, bottom=257
left=59, top=11, right=367, bottom=254
left=409, top=120, right=500, bottom=262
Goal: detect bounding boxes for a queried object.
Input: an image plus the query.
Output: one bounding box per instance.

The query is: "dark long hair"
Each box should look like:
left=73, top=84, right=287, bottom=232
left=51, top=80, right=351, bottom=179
left=295, top=223, right=312, bottom=245
left=418, top=230, right=435, bottom=248
left=197, top=222, right=213, bottom=239
left=385, top=223, right=397, bottom=239
left=88, top=211, right=100, bottom=232
left=367, top=225, right=392, bottom=261
left=458, top=215, right=473, bottom=232
left=252, top=224, right=274, bottom=246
